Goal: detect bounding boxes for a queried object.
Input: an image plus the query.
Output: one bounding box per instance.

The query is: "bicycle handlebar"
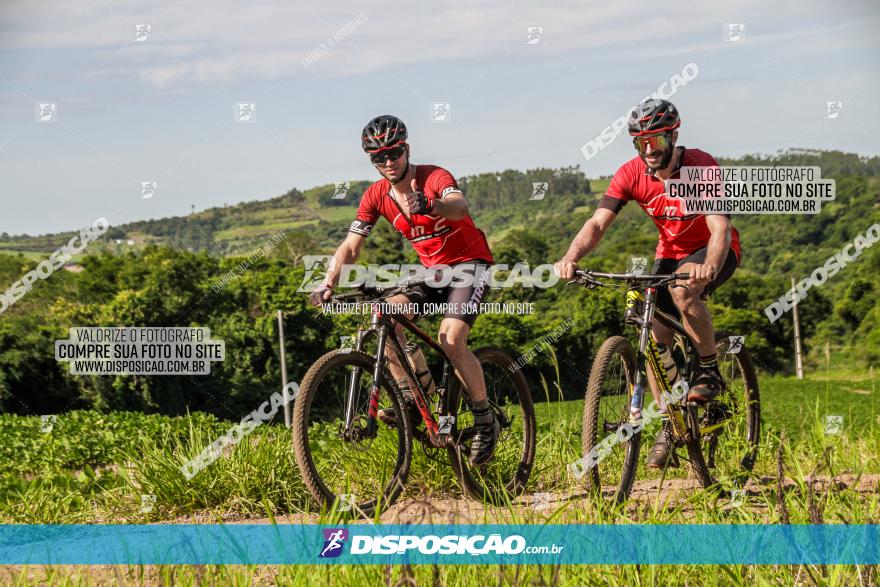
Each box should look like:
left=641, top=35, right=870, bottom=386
left=327, top=275, right=435, bottom=304
left=571, top=269, right=690, bottom=289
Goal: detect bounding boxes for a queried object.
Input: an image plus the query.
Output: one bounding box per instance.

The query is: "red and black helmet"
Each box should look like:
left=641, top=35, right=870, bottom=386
left=361, top=115, right=408, bottom=153
left=628, top=99, right=681, bottom=136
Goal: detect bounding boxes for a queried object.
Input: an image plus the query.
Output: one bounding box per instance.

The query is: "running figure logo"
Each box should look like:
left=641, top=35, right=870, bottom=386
left=629, top=257, right=647, bottom=275
left=524, top=26, right=543, bottom=45
left=725, top=23, right=745, bottom=42
left=430, top=102, right=450, bottom=122
left=319, top=528, right=349, bottom=558
left=530, top=182, right=548, bottom=201
left=824, top=101, right=843, bottom=119
left=333, top=181, right=349, bottom=200
left=727, top=335, right=744, bottom=354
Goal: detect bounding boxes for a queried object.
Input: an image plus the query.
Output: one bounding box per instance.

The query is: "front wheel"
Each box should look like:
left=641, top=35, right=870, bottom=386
left=292, top=349, right=412, bottom=518
left=581, top=336, right=640, bottom=504
left=447, top=347, right=536, bottom=505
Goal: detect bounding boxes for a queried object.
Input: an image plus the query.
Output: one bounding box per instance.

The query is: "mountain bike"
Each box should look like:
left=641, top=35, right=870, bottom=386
left=571, top=269, right=760, bottom=503
left=293, top=279, right=536, bottom=517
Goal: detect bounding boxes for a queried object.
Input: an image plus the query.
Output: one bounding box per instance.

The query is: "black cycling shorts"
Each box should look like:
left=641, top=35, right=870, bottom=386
left=651, top=247, right=738, bottom=318
left=403, top=262, right=492, bottom=327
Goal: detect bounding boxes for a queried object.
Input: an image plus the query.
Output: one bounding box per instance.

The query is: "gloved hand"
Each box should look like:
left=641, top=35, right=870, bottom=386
left=309, top=284, right=333, bottom=307
left=405, top=179, right=433, bottom=215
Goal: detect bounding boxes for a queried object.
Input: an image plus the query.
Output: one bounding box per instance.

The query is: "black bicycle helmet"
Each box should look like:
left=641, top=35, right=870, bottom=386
left=361, top=115, right=408, bottom=152
left=628, top=99, right=681, bottom=136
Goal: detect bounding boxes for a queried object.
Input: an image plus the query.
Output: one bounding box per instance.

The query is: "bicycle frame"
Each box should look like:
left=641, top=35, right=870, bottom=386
left=345, top=301, right=465, bottom=448
left=624, top=286, right=697, bottom=442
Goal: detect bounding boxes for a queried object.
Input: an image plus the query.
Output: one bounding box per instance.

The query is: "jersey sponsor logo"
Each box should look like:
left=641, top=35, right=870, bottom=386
left=406, top=216, right=449, bottom=241
left=409, top=226, right=452, bottom=243
left=349, top=220, right=374, bottom=236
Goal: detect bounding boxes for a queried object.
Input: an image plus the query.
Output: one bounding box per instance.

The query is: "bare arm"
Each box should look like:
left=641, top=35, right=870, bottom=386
left=554, top=207, right=618, bottom=279
left=322, top=231, right=367, bottom=289
left=431, top=191, right=469, bottom=221
left=687, top=214, right=731, bottom=287
left=704, top=215, right=731, bottom=271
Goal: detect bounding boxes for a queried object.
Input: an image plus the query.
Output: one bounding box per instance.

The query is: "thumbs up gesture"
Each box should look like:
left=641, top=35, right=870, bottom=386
left=405, top=178, right=433, bottom=215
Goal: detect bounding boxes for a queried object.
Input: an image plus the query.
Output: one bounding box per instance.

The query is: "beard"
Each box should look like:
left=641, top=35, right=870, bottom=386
left=641, top=146, right=674, bottom=173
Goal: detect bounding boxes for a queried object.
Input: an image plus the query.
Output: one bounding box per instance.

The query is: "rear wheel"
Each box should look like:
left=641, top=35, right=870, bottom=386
left=705, top=332, right=761, bottom=477
left=581, top=336, right=640, bottom=504
left=447, top=347, right=536, bottom=505
left=683, top=406, right=715, bottom=488
left=292, top=350, right=412, bottom=517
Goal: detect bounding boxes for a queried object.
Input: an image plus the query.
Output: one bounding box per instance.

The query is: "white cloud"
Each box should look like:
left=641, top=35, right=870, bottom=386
left=0, top=0, right=800, bottom=87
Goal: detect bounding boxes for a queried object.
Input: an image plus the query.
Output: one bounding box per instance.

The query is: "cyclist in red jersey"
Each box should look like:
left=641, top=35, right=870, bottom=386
left=554, top=99, right=740, bottom=469
left=308, top=115, right=500, bottom=465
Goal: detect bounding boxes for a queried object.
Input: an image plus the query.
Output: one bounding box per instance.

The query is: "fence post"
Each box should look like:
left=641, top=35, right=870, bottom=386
left=277, top=310, right=291, bottom=427
left=791, top=277, right=804, bottom=380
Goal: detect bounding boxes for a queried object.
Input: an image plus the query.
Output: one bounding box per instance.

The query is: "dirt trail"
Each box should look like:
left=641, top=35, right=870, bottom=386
left=166, top=473, right=879, bottom=526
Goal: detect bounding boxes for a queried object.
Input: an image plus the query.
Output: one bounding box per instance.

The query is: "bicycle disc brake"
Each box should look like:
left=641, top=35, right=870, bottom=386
left=341, top=416, right=375, bottom=451
left=700, top=401, right=731, bottom=439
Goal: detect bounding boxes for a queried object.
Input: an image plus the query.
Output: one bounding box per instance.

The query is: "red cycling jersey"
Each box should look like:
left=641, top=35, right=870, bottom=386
left=601, top=147, right=741, bottom=262
left=349, top=164, right=494, bottom=267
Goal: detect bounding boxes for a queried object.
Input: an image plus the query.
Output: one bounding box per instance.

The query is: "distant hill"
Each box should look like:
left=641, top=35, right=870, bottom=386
left=1, top=150, right=877, bottom=274
left=2, top=149, right=879, bottom=415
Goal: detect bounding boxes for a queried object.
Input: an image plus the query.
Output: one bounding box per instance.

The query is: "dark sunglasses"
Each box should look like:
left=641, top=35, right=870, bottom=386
left=632, top=133, right=671, bottom=153
left=369, top=144, right=407, bottom=165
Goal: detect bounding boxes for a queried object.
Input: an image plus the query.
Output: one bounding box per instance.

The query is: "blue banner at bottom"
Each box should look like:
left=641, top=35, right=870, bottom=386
left=0, top=524, right=877, bottom=565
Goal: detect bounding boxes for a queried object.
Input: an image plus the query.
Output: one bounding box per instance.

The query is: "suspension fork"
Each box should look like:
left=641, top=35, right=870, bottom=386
left=343, top=329, right=368, bottom=433
left=630, top=287, right=658, bottom=419
left=364, top=319, right=390, bottom=437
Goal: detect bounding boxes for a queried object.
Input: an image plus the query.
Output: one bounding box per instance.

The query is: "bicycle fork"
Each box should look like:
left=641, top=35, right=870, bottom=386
left=342, top=316, right=386, bottom=441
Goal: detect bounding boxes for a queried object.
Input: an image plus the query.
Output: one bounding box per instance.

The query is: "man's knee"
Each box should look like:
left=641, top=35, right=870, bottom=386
left=652, top=325, right=673, bottom=347
left=670, top=284, right=703, bottom=313
left=438, top=322, right=469, bottom=359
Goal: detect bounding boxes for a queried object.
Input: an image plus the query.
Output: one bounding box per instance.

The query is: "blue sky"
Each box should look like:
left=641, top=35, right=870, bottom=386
left=1, top=0, right=878, bottom=235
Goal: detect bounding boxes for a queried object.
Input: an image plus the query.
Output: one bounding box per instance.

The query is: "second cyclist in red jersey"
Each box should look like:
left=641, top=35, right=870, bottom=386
left=555, top=99, right=741, bottom=470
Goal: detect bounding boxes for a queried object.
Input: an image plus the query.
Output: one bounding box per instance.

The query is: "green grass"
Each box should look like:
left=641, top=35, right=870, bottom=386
left=317, top=205, right=358, bottom=222
left=0, top=249, right=51, bottom=259
left=590, top=178, right=611, bottom=196
left=211, top=205, right=355, bottom=241
left=1, top=371, right=878, bottom=584
left=213, top=219, right=316, bottom=240
left=7, top=563, right=880, bottom=586
left=1, top=370, right=876, bottom=522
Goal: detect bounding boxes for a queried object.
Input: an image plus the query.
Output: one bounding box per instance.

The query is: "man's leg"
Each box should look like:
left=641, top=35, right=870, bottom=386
left=377, top=294, right=428, bottom=427
left=644, top=271, right=717, bottom=468
left=438, top=317, right=497, bottom=465
left=438, top=318, right=486, bottom=403
left=670, top=261, right=725, bottom=402
left=668, top=263, right=716, bottom=355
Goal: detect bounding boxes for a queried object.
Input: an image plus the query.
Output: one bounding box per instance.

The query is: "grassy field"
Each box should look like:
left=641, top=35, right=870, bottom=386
left=1, top=370, right=877, bottom=584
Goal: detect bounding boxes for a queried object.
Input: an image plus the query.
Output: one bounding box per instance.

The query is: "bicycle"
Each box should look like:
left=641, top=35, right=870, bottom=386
left=571, top=269, right=760, bottom=503
left=293, top=278, right=536, bottom=517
